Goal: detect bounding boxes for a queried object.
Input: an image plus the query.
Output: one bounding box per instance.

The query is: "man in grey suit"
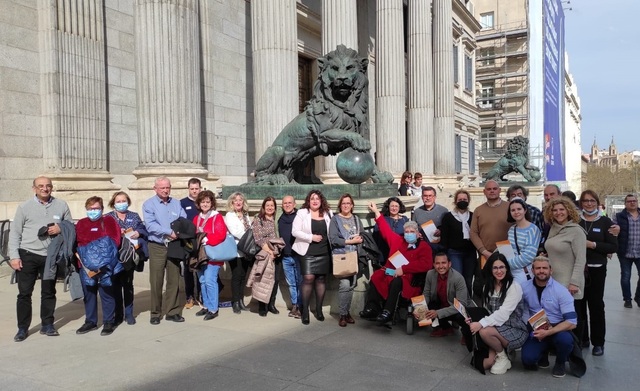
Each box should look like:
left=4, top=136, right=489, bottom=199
left=422, top=252, right=474, bottom=340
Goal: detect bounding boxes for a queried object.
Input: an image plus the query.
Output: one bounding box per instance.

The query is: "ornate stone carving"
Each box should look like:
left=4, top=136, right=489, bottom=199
left=484, top=136, right=542, bottom=182
left=251, top=45, right=392, bottom=185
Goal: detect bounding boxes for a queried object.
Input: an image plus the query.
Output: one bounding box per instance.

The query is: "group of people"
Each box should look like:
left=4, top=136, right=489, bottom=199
left=8, top=175, right=640, bottom=379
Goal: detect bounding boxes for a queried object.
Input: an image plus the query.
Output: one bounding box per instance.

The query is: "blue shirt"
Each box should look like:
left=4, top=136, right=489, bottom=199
left=142, top=195, right=186, bottom=243
left=521, top=276, right=576, bottom=326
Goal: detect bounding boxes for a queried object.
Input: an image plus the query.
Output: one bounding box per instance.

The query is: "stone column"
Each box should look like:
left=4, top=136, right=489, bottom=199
left=319, top=0, right=359, bottom=183
left=251, top=0, right=298, bottom=160
left=433, top=0, right=455, bottom=175
left=131, top=0, right=209, bottom=189
left=38, top=0, right=118, bottom=192
left=407, top=0, right=434, bottom=175
left=375, top=0, right=406, bottom=176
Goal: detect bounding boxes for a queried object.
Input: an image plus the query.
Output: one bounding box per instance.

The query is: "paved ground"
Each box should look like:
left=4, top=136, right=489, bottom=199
left=1, top=257, right=639, bottom=391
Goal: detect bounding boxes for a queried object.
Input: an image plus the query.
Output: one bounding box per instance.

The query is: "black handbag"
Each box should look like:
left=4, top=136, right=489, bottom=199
left=237, top=229, right=258, bottom=261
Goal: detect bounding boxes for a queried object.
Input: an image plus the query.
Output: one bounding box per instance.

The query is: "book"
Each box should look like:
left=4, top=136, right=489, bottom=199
left=528, top=309, right=551, bottom=330
left=75, top=253, right=100, bottom=278
left=420, top=220, right=439, bottom=243
left=410, top=295, right=438, bottom=327
left=496, top=240, right=515, bottom=260
left=124, top=228, right=140, bottom=249
left=453, top=298, right=469, bottom=319
left=388, top=250, right=409, bottom=268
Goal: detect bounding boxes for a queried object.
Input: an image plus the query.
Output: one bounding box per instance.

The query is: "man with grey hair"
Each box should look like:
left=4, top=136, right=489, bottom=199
left=143, top=177, right=187, bottom=325
left=8, top=176, right=72, bottom=342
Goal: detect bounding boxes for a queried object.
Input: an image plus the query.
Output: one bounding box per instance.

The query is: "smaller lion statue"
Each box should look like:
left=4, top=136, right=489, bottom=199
left=251, top=45, right=392, bottom=185
left=484, top=136, right=541, bottom=182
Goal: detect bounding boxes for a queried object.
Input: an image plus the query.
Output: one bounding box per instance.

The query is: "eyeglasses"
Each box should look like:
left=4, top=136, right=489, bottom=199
left=582, top=199, right=597, bottom=204
left=626, top=200, right=638, bottom=204
left=34, top=185, right=53, bottom=189
left=492, top=266, right=506, bottom=271
left=341, top=202, right=353, bottom=205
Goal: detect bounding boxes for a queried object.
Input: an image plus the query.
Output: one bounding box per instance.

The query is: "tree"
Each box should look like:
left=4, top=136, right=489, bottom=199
left=585, top=163, right=636, bottom=200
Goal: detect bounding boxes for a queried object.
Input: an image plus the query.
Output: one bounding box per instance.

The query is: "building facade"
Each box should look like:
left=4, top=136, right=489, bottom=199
left=0, top=0, right=481, bottom=218
left=474, top=0, right=576, bottom=186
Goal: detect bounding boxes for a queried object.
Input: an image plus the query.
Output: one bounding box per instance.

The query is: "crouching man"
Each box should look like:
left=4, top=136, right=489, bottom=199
left=521, top=256, right=577, bottom=378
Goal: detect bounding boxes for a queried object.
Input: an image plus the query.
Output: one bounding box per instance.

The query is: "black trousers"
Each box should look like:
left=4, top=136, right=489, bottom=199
left=229, top=257, right=250, bottom=302
left=113, top=268, right=135, bottom=322
left=16, top=249, right=57, bottom=330
left=576, top=265, right=607, bottom=346
left=365, top=277, right=403, bottom=313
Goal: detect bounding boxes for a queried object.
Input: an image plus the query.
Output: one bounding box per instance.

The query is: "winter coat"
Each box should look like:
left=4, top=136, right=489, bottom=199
left=43, top=220, right=76, bottom=280
left=246, top=238, right=285, bottom=303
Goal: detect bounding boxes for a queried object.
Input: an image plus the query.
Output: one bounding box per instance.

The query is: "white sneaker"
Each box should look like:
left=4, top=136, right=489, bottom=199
left=490, top=351, right=512, bottom=375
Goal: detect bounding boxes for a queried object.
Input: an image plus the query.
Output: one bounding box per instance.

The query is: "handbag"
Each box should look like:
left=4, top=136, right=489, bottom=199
left=237, top=229, right=259, bottom=261
left=204, top=233, right=238, bottom=261
left=332, top=251, right=358, bottom=278
left=64, top=269, right=84, bottom=301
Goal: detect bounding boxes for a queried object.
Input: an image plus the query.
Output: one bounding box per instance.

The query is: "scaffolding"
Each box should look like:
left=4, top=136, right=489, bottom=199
left=475, top=21, right=535, bottom=170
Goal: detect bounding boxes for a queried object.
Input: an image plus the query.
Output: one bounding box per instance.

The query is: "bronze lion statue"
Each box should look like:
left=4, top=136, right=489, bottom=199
left=484, top=136, right=541, bottom=182
left=252, top=45, right=392, bottom=185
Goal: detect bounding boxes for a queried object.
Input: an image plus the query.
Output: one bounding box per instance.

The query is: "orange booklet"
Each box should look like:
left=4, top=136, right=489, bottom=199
left=528, top=309, right=551, bottom=330
left=411, top=295, right=433, bottom=327
left=76, top=253, right=100, bottom=278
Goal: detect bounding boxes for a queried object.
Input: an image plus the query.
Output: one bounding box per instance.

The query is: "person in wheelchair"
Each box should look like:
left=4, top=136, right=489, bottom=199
left=359, top=202, right=432, bottom=326
left=422, top=253, right=475, bottom=340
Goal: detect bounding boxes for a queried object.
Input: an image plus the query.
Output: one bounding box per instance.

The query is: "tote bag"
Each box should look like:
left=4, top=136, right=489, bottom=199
left=332, top=251, right=358, bottom=278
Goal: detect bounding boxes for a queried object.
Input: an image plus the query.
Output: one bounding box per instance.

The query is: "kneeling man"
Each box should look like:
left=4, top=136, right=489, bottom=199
left=422, top=252, right=474, bottom=340
left=521, top=256, right=576, bottom=378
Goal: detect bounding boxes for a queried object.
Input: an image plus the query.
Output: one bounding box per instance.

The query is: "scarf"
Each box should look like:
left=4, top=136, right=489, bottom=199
left=451, top=209, right=471, bottom=239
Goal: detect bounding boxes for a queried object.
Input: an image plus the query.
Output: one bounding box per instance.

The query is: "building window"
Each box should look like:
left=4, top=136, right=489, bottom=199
left=479, top=82, right=494, bottom=109
left=298, top=56, right=312, bottom=113
left=469, top=138, right=476, bottom=174
left=455, top=134, right=462, bottom=174
left=464, top=55, right=473, bottom=91
left=478, top=47, right=495, bottom=65
left=453, top=45, right=459, bottom=84
left=481, top=128, right=496, bottom=152
left=480, top=12, right=494, bottom=30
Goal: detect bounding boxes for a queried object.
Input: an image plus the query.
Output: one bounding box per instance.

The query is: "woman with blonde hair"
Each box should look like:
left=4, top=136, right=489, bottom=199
left=542, top=197, right=587, bottom=299
left=225, top=192, right=252, bottom=314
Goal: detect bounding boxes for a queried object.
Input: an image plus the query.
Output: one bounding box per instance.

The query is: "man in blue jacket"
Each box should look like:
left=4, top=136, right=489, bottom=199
left=613, top=194, right=640, bottom=309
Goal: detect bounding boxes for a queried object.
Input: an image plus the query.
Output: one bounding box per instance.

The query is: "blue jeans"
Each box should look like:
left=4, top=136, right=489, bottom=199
left=282, top=255, right=301, bottom=306
left=521, top=330, right=574, bottom=367
left=197, top=264, right=220, bottom=312
left=447, top=249, right=476, bottom=296
left=619, top=255, right=640, bottom=301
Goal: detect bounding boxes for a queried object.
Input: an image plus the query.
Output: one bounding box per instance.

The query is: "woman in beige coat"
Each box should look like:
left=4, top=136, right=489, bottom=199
left=543, top=197, right=587, bottom=299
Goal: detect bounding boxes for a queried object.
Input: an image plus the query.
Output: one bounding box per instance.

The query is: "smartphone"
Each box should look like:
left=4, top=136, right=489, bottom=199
left=385, top=268, right=396, bottom=276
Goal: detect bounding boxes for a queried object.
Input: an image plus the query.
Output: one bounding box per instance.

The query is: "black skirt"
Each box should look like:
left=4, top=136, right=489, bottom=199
left=300, top=254, right=331, bottom=275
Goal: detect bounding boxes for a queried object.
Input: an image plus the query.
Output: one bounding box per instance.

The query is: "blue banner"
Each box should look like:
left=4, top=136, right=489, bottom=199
left=543, top=0, right=565, bottom=181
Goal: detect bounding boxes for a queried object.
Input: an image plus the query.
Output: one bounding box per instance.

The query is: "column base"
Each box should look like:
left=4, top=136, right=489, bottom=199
left=129, top=165, right=220, bottom=191
left=319, top=170, right=347, bottom=184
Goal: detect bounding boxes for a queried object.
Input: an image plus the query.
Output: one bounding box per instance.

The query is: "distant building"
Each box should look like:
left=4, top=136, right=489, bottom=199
left=589, top=137, right=640, bottom=171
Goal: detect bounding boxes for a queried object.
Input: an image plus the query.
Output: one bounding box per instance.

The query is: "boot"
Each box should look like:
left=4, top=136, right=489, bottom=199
left=490, top=350, right=512, bottom=375
left=315, top=306, right=325, bottom=322
left=238, top=300, right=249, bottom=311
left=268, top=298, right=280, bottom=315
left=258, top=302, right=267, bottom=317
left=232, top=301, right=241, bottom=314
left=301, top=305, right=310, bottom=325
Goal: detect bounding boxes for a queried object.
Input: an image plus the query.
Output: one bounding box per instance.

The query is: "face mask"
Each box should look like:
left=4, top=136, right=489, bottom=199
left=404, top=233, right=417, bottom=244
left=86, top=209, right=102, bottom=221
left=583, top=208, right=599, bottom=216
left=114, top=202, right=129, bottom=212
left=456, top=201, right=469, bottom=210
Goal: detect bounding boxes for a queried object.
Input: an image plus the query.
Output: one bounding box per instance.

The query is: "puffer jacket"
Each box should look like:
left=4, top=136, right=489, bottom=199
left=246, top=238, right=285, bottom=303
left=77, top=236, right=122, bottom=287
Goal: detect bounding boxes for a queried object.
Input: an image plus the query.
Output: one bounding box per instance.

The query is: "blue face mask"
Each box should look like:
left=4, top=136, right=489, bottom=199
left=404, top=232, right=417, bottom=244
left=582, top=208, right=598, bottom=216
left=114, top=202, right=129, bottom=213
left=86, top=209, right=102, bottom=221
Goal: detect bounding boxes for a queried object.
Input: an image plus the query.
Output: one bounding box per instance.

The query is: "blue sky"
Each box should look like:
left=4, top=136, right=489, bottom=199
left=564, top=0, right=640, bottom=153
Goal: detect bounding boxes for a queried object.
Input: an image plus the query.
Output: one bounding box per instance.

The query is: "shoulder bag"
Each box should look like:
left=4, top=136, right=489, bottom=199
left=332, top=215, right=358, bottom=278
